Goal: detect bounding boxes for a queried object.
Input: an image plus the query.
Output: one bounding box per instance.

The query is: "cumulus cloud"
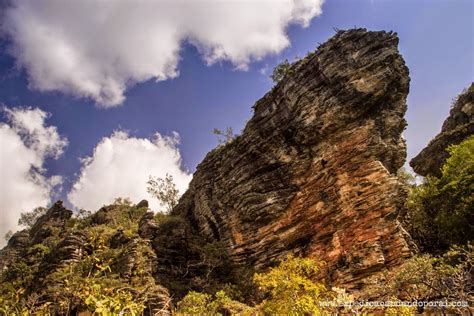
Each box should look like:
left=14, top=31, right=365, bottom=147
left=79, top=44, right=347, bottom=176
left=0, top=107, right=67, bottom=245
left=2, top=0, right=324, bottom=107
left=68, top=131, right=192, bottom=212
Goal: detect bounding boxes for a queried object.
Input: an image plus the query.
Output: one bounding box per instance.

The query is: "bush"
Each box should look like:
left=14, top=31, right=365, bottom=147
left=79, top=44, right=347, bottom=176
left=176, top=290, right=253, bottom=315
left=176, top=255, right=330, bottom=314
left=253, top=254, right=329, bottom=314
left=176, top=291, right=213, bottom=314
left=270, top=59, right=292, bottom=83
left=405, top=136, right=473, bottom=253
left=365, top=244, right=472, bottom=314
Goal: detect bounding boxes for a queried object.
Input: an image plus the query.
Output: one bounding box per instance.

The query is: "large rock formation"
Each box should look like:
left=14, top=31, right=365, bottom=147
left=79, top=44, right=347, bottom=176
left=173, top=28, right=413, bottom=291
left=410, top=83, right=473, bottom=177
left=0, top=29, right=416, bottom=312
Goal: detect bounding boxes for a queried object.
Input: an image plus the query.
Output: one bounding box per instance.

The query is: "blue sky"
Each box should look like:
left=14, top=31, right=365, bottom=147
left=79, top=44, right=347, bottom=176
left=0, top=0, right=472, bottom=238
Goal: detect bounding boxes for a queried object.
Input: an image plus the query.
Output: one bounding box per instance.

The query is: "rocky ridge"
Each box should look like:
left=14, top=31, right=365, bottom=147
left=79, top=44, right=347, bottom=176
left=173, top=28, right=413, bottom=291
left=410, top=83, right=473, bottom=177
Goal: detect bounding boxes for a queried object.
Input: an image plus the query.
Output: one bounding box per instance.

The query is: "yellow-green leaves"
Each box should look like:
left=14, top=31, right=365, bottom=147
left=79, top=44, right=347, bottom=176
left=253, top=254, right=327, bottom=314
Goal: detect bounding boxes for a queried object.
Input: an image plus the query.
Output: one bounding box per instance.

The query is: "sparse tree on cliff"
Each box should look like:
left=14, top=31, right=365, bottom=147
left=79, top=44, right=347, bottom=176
left=213, top=127, right=235, bottom=145
left=18, top=206, right=47, bottom=228
left=270, top=59, right=292, bottom=83
left=147, top=173, right=179, bottom=213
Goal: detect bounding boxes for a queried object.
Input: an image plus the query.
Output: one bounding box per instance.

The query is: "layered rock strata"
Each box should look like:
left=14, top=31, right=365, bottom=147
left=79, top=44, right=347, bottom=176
left=173, top=28, right=413, bottom=290
left=410, top=83, right=473, bottom=177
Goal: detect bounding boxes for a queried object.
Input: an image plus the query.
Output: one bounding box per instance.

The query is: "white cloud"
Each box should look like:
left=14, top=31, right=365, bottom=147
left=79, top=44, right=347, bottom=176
left=2, top=0, right=324, bottom=107
left=0, top=107, right=67, bottom=246
left=68, top=131, right=192, bottom=212
left=4, top=107, right=68, bottom=160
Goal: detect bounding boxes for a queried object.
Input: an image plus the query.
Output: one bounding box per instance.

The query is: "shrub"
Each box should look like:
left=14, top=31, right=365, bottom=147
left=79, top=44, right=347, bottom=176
left=270, top=59, right=293, bottom=83
left=176, top=290, right=253, bottom=315
left=365, top=244, right=472, bottom=314
left=405, top=136, right=473, bottom=253
left=213, top=127, right=235, bottom=145
left=253, top=254, right=329, bottom=314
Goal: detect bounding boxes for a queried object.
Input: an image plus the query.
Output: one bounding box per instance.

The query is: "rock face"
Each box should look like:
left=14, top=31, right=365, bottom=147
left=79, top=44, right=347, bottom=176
left=30, top=201, right=73, bottom=245
left=0, top=29, right=416, bottom=311
left=0, top=229, right=30, bottom=271
left=410, top=83, right=474, bottom=177
left=174, top=29, right=413, bottom=290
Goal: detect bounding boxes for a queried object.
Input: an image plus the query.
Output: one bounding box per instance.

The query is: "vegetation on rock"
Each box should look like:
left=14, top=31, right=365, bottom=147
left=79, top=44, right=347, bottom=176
left=0, top=201, right=170, bottom=315
left=147, top=174, right=179, bottom=213
left=270, top=59, right=292, bottom=83
left=404, top=136, right=473, bottom=253
left=212, top=127, right=236, bottom=145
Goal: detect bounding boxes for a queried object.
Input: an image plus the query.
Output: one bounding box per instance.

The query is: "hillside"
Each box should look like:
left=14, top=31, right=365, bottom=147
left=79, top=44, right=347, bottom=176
left=0, top=29, right=472, bottom=315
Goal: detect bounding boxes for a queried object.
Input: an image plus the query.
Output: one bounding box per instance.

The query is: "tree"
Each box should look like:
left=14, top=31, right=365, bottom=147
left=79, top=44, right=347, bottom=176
left=213, top=127, right=235, bottom=145
left=270, top=59, right=292, bottom=83
left=397, top=167, right=417, bottom=188
left=18, top=206, right=47, bottom=228
left=405, top=136, right=473, bottom=253
left=4, top=230, right=13, bottom=242
left=147, top=173, right=179, bottom=213
left=253, top=254, right=329, bottom=314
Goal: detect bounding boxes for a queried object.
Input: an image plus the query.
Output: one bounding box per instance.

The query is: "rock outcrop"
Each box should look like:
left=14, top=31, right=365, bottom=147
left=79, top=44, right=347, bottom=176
left=173, top=28, right=413, bottom=291
left=0, top=201, right=173, bottom=315
left=0, top=229, right=29, bottom=271
left=410, top=83, right=474, bottom=177
left=0, top=29, right=417, bottom=312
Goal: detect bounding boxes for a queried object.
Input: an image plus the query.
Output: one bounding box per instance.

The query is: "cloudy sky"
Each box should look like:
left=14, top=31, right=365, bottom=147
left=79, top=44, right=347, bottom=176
left=0, top=0, right=472, bottom=241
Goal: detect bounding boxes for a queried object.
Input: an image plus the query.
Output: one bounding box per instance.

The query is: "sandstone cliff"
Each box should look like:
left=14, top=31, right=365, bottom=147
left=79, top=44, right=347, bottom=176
left=173, top=28, right=413, bottom=291
left=410, top=83, right=473, bottom=177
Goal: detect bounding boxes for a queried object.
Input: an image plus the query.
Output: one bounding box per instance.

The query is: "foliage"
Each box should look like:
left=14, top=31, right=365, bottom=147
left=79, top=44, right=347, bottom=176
left=213, top=127, right=235, bottom=145
left=76, top=208, right=92, bottom=219
left=176, top=255, right=341, bottom=315
left=253, top=254, right=329, bottom=314
left=113, top=197, right=132, bottom=206
left=404, top=136, right=473, bottom=253
left=0, top=202, right=157, bottom=314
left=18, top=206, right=47, bottom=228
left=147, top=173, right=179, bottom=213
left=71, top=278, right=145, bottom=315
left=176, top=291, right=214, bottom=314
left=270, top=59, right=293, bottom=83
left=176, top=290, right=253, bottom=315
left=397, top=167, right=417, bottom=188
left=4, top=230, right=13, bottom=242
left=365, top=244, right=472, bottom=314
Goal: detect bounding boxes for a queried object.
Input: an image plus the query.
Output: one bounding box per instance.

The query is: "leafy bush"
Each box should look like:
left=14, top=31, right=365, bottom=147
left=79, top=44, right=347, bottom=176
left=176, top=255, right=333, bottom=314
left=404, top=136, right=473, bottom=253
left=253, top=254, right=329, bottom=314
left=176, top=291, right=213, bottom=314
left=176, top=290, right=253, bottom=315
left=213, top=127, right=235, bottom=145
left=270, top=59, right=293, bottom=83
left=365, top=244, right=472, bottom=314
